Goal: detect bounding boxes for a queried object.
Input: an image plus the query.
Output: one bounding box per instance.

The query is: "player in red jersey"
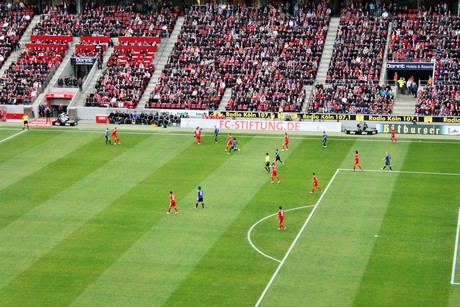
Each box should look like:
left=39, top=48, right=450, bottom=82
left=281, top=132, right=289, bottom=151
left=225, top=133, right=233, bottom=151
left=310, top=172, right=322, bottom=193
left=112, top=127, right=121, bottom=145
left=390, top=126, right=398, bottom=143
left=167, top=191, right=178, bottom=214
left=194, top=126, right=202, bottom=144
left=277, top=206, right=286, bottom=230
left=271, top=162, right=280, bottom=184
left=353, top=150, right=363, bottom=171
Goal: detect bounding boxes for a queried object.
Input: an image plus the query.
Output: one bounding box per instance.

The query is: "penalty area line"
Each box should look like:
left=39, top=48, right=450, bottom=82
left=247, top=205, right=315, bottom=264
left=451, top=208, right=460, bottom=285
left=255, top=168, right=341, bottom=307
left=338, top=168, right=460, bottom=177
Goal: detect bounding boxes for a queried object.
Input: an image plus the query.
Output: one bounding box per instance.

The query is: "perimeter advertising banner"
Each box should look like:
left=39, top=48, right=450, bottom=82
left=213, top=111, right=460, bottom=123
left=386, top=62, right=435, bottom=70
left=181, top=118, right=342, bottom=132
left=377, top=123, right=443, bottom=135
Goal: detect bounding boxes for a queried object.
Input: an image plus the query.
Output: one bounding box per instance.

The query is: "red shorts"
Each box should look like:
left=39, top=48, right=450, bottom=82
left=313, top=182, right=318, bottom=187
left=272, top=171, right=278, bottom=176
left=169, top=201, right=176, bottom=207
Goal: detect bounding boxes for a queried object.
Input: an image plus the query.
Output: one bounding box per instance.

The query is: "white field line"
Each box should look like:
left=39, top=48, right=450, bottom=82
left=0, top=130, right=27, bottom=143
left=255, top=168, right=341, bottom=307
left=452, top=208, right=460, bottom=285
left=338, top=168, right=460, bottom=177
left=247, top=205, right=315, bottom=263
left=256, top=168, right=460, bottom=305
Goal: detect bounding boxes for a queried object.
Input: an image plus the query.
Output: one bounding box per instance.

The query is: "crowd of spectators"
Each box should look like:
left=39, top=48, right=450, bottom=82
left=147, top=2, right=330, bottom=112
left=309, top=83, right=395, bottom=114
left=0, top=5, right=34, bottom=69
left=85, top=47, right=154, bottom=108
left=0, top=46, right=63, bottom=104
left=108, top=110, right=187, bottom=126
left=31, top=4, right=178, bottom=38
left=326, top=2, right=389, bottom=84
left=386, top=2, right=460, bottom=114
left=415, top=84, right=460, bottom=116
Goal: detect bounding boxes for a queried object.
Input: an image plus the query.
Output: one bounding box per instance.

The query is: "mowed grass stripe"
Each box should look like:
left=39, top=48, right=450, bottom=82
left=261, top=140, right=410, bottom=306
left=354, top=142, right=460, bottom=306
left=71, top=135, right=300, bottom=306
left=0, top=131, right=100, bottom=191
left=0, top=134, right=194, bottom=301
left=0, top=133, right=117, bottom=231
left=0, top=134, right=224, bottom=306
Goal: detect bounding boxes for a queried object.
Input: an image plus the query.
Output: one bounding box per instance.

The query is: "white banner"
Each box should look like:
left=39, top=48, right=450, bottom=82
left=181, top=118, right=342, bottom=132
left=442, top=126, right=460, bottom=135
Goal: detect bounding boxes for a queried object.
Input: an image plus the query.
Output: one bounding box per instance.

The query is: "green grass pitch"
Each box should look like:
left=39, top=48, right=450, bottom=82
left=0, top=125, right=460, bottom=306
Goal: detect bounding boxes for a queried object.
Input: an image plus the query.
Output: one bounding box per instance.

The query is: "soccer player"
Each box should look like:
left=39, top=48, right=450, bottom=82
left=104, top=128, right=112, bottom=144
left=271, top=162, right=280, bottom=184
left=195, top=186, right=204, bottom=209
left=22, top=114, right=29, bottom=130
left=322, top=131, right=327, bottom=148
left=112, top=127, right=121, bottom=145
left=214, top=126, right=219, bottom=143
left=310, top=172, right=322, bottom=193
left=382, top=152, right=393, bottom=171
left=277, top=206, right=285, bottom=230
left=390, top=126, right=398, bottom=143
left=274, top=149, right=284, bottom=165
left=167, top=191, right=178, bottom=214
left=353, top=150, right=363, bottom=171
left=194, top=126, right=202, bottom=144
left=282, top=132, right=289, bottom=151
left=225, top=133, right=232, bottom=151
left=228, top=138, right=240, bottom=154
left=265, top=153, right=270, bottom=173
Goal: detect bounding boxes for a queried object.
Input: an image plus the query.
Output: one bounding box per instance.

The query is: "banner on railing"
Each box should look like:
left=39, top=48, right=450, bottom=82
left=71, top=57, right=97, bottom=65
left=386, top=62, right=435, bottom=70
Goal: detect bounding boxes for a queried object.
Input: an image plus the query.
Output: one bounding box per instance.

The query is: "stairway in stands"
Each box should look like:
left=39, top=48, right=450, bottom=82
left=73, top=42, right=117, bottom=107
left=302, top=16, right=340, bottom=112
left=0, top=15, right=41, bottom=77
left=137, top=16, right=185, bottom=109
left=392, top=93, right=417, bottom=115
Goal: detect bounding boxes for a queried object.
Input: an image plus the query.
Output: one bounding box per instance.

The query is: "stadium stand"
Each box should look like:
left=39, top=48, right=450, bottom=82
left=309, top=83, right=394, bottom=114
left=0, top=5, right=34, bottom=69
left=84, top=41, right=155, bottom=108
left=146, top=3, right=330, bottom=112
left=415, top=84, right=460, bottom=116
left=31, top=4, right=178, bottom=38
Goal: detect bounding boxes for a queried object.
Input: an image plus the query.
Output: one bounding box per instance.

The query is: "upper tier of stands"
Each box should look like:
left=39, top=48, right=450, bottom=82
left=146, top=3, right=330, bottom=112
left=0, top=5, right=34, bottom=70
left=32, top=4, right=178, bottom=37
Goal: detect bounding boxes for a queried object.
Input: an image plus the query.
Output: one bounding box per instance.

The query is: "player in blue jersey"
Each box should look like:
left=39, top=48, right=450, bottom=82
left=214, top=126, right=219, bottom=143
left=228, top=138, right=240, bottom=154
left=195, top=186, right=204, bottom=209
left=381, top=152, right=392, bottom=171
left=274, top=149, right=284, bottom=165
left=322, top=131, right=327, bottom=148
left=104, top=128, right=111, bottom=144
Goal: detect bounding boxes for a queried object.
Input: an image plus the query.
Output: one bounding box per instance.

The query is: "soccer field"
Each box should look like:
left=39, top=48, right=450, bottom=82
left=0, top=125, right=460, bottom=306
